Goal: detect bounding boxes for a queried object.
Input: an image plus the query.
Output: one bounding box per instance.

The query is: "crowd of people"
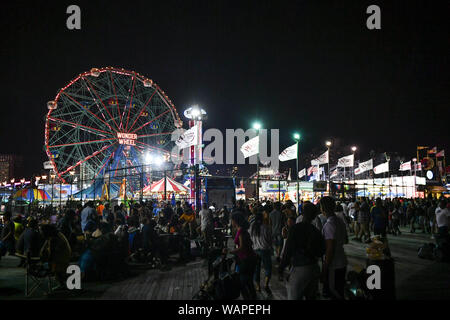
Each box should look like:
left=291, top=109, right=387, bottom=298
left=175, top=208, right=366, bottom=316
left=221, top=196, right=449, bottom=300
left=0, top=195, right=448, bottom=299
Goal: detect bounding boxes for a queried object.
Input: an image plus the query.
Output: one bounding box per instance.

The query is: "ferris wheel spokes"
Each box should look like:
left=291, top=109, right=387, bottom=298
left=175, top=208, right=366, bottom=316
left=62, top=91, right=117, bottom=134
left=128, top=88, right=158, bottom=132
left=83, top=76, right=120, bottom=131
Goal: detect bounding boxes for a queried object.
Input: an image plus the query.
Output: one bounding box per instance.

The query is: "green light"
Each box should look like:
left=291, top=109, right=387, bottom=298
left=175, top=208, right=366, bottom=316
left=293, top=133, right=301, bottom=140
left=252, top=121, right=262, bottom=130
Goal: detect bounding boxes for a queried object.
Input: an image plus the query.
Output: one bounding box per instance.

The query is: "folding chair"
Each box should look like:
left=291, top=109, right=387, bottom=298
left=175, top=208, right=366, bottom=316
left=24, top=252, right=54, bottom=297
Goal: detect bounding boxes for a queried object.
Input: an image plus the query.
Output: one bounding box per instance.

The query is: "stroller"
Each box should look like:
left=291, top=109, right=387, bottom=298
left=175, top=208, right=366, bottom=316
left=192, top=250, right=240, bottom=300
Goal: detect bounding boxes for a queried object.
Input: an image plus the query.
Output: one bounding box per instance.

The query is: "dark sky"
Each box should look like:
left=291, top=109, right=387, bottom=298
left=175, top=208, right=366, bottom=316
left=1, top=0, right=449, bottom=178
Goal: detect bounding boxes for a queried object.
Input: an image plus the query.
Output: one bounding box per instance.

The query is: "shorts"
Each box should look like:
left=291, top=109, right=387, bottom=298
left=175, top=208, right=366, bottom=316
left=273, top=234, right=283, bottom=247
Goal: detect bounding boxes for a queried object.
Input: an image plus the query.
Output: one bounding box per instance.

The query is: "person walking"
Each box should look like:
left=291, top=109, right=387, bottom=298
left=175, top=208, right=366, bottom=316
left=198, top=203, right=214, bottom=250
left=320, top=197, right=348, bottom=300
left=249, top=212, right=273, bottom=295
left=224, top=213, right=257, bottom=300
left=269, top=202, right=285, bottom=263
left=279, top=202, right=325, bottom=300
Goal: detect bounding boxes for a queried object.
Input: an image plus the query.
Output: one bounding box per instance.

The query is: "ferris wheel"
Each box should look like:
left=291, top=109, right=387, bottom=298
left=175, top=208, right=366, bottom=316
left=45, top=67, right=182, bottom=184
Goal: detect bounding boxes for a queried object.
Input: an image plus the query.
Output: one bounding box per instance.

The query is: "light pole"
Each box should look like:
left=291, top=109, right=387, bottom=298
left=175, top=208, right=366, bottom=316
left=253, top=121, right=262, bottom=202
left=184, top=106, right=206, bottom=211
left=326, top=141, right=332, bottom=192
left=351, top=146, right=357, bottom=198
left=69, top=170, right=75, bottom=204
left=293, top=133, right=301, bottom=207
left=50, top=174, right=55, bottom=207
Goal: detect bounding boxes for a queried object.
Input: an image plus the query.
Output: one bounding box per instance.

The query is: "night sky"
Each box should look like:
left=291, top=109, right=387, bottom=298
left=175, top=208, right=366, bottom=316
left=1, top=0, right=448, bottom=178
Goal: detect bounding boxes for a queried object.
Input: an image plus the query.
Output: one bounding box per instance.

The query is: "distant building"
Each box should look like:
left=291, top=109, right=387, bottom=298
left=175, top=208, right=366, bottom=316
left=0, top=154, right=24, bottom=182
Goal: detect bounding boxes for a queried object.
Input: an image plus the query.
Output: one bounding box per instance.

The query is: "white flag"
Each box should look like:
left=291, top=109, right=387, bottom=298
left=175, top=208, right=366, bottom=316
left=175, top=125, right=198, bottom=149
left=279, top=143, right=297, bottom=162
left=240, top=136, right=259, bottom=158
left=355, top=159, right=373, bottom=175
left=298, top=168, right=306, bottom=178
left=337, top=154, right=354, bottom=168
left=43, top=161, right=53, bottom=170
left=399, top=161, right=411, bottom=171
left=414, top=162, right=422, bottom=171
left=373, top=161, right=389, bottom=174
left=330, top=169, right=338, bottom=178
left=287, top=169, right=292, bottom=181
left=311, top=150, right=329, bottom=166
left=307, top=166, right=318, bottom=176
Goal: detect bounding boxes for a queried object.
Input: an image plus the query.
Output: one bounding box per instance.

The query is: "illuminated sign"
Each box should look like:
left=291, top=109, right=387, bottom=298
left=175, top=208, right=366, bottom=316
left=117, top=132, right=137, bottom=146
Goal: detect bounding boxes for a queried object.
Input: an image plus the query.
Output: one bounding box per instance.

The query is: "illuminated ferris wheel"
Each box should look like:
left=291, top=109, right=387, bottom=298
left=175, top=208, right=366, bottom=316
left=44, top=67, right=182, bottom=184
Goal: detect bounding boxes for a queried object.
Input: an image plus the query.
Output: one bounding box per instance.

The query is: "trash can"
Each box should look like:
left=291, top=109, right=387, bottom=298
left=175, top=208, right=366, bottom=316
left=365, top=258, right=396, bottom=300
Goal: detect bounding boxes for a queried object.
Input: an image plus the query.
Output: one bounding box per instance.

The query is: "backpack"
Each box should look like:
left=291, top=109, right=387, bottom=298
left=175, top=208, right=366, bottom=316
left=417, top=243, right=435, bottom=260
left=305, top=224, right=326, bottom=259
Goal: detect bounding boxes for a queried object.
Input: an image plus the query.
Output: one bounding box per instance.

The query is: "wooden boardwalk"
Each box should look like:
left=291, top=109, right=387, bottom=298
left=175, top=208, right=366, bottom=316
left=2, top=227, right=450, bottom=300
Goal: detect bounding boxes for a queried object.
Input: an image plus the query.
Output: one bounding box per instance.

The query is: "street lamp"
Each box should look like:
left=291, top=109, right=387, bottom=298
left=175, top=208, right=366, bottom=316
left=351, top=146, right=357, bottom=188
left=50, top=174, right=56, bottom=207
left=253, top=121, right=262, bottom=201
left=184, top=105, right=206, bottom=210
left=69, top=170, right=75, bottom=201
left=325, top=141, right=332, bottom=192
left=293, top=133, right=301, bottom=207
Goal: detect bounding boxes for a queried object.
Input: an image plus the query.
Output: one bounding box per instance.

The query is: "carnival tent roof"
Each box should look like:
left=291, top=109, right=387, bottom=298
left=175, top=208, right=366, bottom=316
left=143, top=176, right=189, bottom=194
left=72, top=179, right=128, bottom=200
left=13, top=188, right=51, bottom=201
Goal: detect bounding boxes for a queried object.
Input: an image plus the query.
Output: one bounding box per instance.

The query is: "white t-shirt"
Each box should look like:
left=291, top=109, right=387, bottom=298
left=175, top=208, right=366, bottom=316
left=435, top=207, right=449, bottom=228
left=348, top=202, right=355, bottom=219
left=341, top=203, right=348, bottom=216
left=199, top=209, right=213, bottom=231
left=322, top=216, right=348, bottom=269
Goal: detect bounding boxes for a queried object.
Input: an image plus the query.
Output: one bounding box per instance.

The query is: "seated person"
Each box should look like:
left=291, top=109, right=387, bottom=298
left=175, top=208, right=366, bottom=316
left=16, top=218, right=43, bottom=266
left=179, top=209, right=197, bottom=238
left=142, top=219, right=168, bottom=267
left=40, top=224, right=72, bottom=290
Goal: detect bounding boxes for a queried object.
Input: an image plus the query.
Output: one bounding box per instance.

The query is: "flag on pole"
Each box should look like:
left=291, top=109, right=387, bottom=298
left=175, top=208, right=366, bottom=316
left=175, top=125, right=198, bottom=149
left=414, top=162, right=422, bottom=171
left=307, top=166, right=318, bottom=176
left=311, top=150, right=329, bottom=166
left=330, top=169, right=338, bottom=178
left=337, top=154, right=354, bottom=168
left=436, top=149, right=445, bottom=157
left=279, top=143, right=297, bottom=162
left=298, top=168, right=306, bottom=178
left=240, top=136, right=259, bottom=158
left=373, top=161, right=389, bottom=174
left=355, top=159, right=373, bottom=175
left=427, top=147, right=437, bottom=154
left=399, top=161, right=411, bottom=171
